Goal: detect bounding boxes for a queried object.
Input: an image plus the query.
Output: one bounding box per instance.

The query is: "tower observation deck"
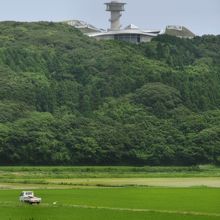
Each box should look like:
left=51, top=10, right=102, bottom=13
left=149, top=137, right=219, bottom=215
left=105, top=0, right=126, bottom=31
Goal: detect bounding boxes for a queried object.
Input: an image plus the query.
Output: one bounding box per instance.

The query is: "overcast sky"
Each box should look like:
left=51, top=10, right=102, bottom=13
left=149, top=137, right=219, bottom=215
left=0, top=0, right=219, bottom=35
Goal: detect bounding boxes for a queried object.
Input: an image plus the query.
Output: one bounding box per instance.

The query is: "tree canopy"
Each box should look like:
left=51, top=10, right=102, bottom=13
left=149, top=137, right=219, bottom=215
left=0, top=21, right=220, bottom=165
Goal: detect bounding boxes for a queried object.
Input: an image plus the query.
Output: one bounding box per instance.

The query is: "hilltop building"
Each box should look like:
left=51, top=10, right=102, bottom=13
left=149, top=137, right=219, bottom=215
left=64, top=20, right=103, bottom=33
left=105, top=0, right=126, bottom=31
left=65, top=0, right=195, bottom=43
left=88, top=24, right=161, bottom=43
left=87, top=0, right=162, bottom=43
left=164, top=25, right=195, bottom=39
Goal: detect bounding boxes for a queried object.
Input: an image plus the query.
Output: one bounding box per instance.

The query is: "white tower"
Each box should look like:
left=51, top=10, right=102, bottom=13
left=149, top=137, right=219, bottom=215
left=105, top=0, right=126, bottom=31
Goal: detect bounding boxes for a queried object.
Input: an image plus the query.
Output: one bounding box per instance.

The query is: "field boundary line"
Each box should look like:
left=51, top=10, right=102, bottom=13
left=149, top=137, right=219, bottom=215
left=57, top=204, right=220, bottom=217
left=1, top=201, right=220, bottom=218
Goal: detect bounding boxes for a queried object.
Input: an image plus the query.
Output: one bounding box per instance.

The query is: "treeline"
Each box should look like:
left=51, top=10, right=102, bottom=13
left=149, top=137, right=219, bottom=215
left=0, top=21, right=220, bottom=165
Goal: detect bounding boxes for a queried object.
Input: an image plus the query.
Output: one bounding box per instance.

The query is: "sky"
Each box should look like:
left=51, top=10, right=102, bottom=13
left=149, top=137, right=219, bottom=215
left=0, top=0, right=219, bottom=36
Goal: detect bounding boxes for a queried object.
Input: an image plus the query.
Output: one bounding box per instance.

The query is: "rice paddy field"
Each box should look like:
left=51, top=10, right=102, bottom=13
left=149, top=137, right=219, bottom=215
left=0, top=166, right=220, bottom=220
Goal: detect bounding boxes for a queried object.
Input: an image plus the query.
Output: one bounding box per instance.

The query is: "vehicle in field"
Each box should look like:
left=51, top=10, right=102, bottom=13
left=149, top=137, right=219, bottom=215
left=19, top=191, right=42, bottom=204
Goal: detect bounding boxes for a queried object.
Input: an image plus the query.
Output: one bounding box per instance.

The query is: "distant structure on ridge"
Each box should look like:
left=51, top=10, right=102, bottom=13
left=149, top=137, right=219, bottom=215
left=65, top=0, right=195, bottom=43
left=105, top=0, right=126, bottom=31
left=164, top=25, right=195, bottom=39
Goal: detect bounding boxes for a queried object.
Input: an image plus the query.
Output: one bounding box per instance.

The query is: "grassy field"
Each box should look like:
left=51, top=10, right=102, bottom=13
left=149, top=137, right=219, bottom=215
left=1, top=165, right=220, bottom=178
left=0, top=166, right=220, bottom=219
left=0, top=188, right=220, bottom=220
left=0, top=165, right=220, bottom=188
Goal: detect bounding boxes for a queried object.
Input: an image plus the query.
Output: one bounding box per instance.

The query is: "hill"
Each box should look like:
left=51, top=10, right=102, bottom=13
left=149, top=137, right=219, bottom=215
left=0, top=21, right=220, bottom=165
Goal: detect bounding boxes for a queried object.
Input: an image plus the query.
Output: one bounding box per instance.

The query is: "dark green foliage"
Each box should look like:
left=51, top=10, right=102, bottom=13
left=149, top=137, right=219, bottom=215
left=0, top=21, right=220, bottom=165
left=133, top=83, right=182, bottom=117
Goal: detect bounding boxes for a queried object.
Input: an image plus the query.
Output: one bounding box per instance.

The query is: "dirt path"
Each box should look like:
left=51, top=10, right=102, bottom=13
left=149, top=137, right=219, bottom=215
left=48, top=177, right=220, bottom=187
left=1, top=177, right=220, bottom=189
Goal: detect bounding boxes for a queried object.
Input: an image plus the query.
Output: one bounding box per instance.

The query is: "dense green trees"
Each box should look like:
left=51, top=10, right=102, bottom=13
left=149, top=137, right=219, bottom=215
left=0, top=21, right=220, bottom=165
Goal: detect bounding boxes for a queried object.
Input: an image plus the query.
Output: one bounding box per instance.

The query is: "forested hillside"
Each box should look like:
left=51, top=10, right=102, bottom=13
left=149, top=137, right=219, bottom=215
left=0, top=21, right=220, bottom=165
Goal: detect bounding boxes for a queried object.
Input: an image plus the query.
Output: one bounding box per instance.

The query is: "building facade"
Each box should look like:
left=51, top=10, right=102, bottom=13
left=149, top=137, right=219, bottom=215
left=65, top=1, right=195, bottom=44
